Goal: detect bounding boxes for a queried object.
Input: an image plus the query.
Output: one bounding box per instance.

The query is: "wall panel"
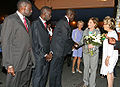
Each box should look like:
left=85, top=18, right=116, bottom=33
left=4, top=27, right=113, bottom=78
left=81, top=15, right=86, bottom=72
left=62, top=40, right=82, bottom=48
left=34, top=0, right=114, bottom=9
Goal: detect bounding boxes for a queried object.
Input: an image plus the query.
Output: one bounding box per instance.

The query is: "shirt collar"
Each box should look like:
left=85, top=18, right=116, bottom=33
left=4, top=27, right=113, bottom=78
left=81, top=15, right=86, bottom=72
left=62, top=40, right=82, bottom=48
left=39, top=16, right=46, bottom=24
left=65, top=15, right=69, bottom=22
left=16, top=10, right=25, bottom=23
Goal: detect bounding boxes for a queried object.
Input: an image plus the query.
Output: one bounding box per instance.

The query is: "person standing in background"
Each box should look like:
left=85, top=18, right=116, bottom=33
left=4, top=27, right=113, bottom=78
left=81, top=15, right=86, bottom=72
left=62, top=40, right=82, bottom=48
left=31, top=6, right=52, bottom=87
left=72, top=21, right=84, bottom=74
left=1, top=0, right=35, bottom=87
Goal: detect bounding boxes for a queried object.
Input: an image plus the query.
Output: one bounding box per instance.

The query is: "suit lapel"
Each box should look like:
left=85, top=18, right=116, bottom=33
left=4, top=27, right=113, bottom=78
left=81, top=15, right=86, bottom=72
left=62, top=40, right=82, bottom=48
left=38, top=18, right=48, bottom=33
left=15, top=13, right=29, bottom=34
left=63, top=17, right=71, bottom=33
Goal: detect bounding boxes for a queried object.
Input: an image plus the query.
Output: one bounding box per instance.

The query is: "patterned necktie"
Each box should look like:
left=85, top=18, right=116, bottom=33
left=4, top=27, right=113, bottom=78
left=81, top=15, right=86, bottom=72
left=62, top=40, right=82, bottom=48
left=44, top=22, right=47, bottom=28
left=68, top=22, right=69, bottom=25
left=23, top=17, right=28, bottom=32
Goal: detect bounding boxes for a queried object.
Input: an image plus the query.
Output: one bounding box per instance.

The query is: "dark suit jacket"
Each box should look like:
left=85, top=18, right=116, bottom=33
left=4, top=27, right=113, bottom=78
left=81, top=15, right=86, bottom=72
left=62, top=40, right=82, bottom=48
left=114, top=41, right=120, bottom=49
left=51, top=17, right=74, bottom=57
left=31, top=18, right=50, bottom=60
left=1, top=13, right=35, bottom=72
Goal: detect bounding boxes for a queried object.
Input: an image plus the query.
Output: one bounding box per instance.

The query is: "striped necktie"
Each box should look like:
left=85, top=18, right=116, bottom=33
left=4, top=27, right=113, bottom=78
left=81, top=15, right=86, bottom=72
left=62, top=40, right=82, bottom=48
left=23, top=17, right=28, bottom=32
left=44, top=22, right=47, bottom=28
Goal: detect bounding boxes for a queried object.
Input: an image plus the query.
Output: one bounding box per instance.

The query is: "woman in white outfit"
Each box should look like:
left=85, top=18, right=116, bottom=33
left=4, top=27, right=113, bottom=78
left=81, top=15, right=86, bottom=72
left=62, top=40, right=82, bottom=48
left=100, top=16, right=118, bottom=87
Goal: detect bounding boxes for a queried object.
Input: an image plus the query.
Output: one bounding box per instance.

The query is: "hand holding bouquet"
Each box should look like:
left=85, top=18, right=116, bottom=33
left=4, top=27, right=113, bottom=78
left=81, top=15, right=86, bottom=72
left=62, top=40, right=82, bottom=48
left=84, top=32, right=106, bottom=56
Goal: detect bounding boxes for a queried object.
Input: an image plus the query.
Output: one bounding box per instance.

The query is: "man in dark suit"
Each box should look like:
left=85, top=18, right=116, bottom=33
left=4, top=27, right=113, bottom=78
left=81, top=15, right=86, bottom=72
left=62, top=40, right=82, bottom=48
left=1, top=0, right=35, bottom=87
left=31, top=6, right=52, bottom=87
left=49, top=9, right=75, bottom=87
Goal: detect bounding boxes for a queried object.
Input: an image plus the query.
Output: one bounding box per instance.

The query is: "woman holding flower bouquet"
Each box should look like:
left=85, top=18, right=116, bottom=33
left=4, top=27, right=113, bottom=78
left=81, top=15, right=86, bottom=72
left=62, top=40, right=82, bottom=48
left=100, top=16, right=118, bottom=87
left=80, top=17, right=100, bottom=87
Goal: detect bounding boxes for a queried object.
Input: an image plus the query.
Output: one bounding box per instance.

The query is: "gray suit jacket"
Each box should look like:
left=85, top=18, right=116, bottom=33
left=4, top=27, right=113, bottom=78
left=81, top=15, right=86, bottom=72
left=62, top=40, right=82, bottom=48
left=80, top=28, right=100, bottom=55
left=1, top=13, right=35, bottom=72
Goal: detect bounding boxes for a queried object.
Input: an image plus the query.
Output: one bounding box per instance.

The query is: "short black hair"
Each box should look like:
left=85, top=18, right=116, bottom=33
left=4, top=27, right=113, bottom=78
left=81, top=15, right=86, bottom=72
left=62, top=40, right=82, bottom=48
left=17, top=0, right=31, bottom=10
left=66, top=8, right=75, bottom=15
left=40, top=6, right=52, bottom=15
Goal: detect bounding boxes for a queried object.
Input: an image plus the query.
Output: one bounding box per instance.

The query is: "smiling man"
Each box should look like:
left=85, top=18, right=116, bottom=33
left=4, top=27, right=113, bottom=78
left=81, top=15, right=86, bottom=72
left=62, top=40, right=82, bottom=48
left=1, top=0, right=35, bottom=87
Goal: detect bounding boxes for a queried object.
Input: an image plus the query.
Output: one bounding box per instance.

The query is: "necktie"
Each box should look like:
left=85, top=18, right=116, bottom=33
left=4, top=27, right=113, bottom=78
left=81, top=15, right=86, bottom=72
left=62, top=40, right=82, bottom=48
left=68, top=22, right=69, bottom=25
left=23, top=17, right=28, bottom=32
left=44, top=22, right=47, bottom=28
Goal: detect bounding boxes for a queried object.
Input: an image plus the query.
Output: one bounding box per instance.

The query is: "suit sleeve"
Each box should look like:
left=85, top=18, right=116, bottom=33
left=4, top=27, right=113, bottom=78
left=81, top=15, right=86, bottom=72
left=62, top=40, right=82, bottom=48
left=1, top=17, right=14, bottom=68
left=114, top=41, right=120, bottom=49
left=63, top=24, right=74, bottom=55
left=31, top=22, right=46, bottom=59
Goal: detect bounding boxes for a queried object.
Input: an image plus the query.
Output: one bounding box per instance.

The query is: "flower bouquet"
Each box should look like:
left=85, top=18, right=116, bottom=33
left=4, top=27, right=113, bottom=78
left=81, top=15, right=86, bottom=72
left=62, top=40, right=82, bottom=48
left=84, top=32, right=106, bottom=56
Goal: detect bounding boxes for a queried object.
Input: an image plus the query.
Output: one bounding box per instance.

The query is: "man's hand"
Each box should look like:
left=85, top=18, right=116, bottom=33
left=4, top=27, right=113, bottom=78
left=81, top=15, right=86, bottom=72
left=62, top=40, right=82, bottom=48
left=45, top=53, right=52, bottom=62
left=7, top=66, right=15, bottom=76
left=88, top=44, right=94, bottom=48
left=49, top=52, right=53, bottom=59
left=108, top=37, right=116, bottom=45
left=105, top=56, right=110, bottom=66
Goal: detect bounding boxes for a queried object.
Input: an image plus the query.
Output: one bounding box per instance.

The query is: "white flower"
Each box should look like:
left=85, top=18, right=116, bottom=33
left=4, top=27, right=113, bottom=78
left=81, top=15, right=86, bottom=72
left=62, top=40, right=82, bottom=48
left=84, top=33, right=103, bottom=46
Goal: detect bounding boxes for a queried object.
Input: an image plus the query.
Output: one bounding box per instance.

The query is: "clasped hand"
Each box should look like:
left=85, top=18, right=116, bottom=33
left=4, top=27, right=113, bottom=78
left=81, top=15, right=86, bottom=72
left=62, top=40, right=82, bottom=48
left=7, top=66, right=15, bottom=76
left=45, top=52, right=53, bottom=62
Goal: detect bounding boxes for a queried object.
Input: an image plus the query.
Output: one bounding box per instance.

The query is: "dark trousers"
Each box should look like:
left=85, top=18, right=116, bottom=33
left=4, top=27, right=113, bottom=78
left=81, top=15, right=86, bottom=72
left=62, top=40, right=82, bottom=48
left=6, top=65, right=32, bottom=87
left=32, top=58, right=49, bottom=87
left=64, top=54, right=72, bottom=67
left=49, top=56, right=64, bottom=87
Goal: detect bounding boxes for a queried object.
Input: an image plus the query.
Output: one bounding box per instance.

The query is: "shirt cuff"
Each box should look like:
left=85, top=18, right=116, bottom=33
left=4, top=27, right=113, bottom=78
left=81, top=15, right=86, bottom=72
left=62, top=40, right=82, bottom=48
left=8, top=66, right=13, bottom=68
left=50, top=51, right=53, bottom=54
left=44, top=54, right=47, bottom=57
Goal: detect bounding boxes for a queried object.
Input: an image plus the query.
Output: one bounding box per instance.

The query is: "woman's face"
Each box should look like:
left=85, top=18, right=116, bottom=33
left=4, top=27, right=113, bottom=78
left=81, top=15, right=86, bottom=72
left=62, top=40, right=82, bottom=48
left=88, top=19, right=96, bottom=29
left=103, top=23, right=109, bottom=31
left=77, top=23, right=83, bottom=30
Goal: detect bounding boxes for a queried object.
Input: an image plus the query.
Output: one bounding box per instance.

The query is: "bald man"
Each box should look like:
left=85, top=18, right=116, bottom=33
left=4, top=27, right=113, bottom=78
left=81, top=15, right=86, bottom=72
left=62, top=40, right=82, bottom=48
left=31, top=6, right=52, bottom=87
left=49, top=9, right=75, bottom=87
left=1, top=0, right=35, bottom=87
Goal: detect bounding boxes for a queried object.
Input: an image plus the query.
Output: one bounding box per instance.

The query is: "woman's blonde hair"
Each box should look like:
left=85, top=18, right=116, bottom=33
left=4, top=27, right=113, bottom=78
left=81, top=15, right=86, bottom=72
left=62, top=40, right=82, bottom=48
left=77, top=20, right=84, bottom=25
left=103, top=16, right=115, bottom=30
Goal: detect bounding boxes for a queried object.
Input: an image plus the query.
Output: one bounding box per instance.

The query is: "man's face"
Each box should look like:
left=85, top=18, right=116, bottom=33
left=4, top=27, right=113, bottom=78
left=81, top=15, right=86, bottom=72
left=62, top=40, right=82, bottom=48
left=44, top=10, right=52, bottom=21
left=69, top=13, right=75, bottom=21
left=24, top=4, right=32, bottom=17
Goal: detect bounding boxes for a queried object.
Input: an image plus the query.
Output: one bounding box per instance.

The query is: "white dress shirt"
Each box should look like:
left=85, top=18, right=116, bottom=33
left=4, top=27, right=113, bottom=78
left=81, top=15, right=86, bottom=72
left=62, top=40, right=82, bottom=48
left=16, top=11, right=25, bottom=24
left=65, top=15, right=69, bottom=23
left=39, top=16, right=46, bottom=27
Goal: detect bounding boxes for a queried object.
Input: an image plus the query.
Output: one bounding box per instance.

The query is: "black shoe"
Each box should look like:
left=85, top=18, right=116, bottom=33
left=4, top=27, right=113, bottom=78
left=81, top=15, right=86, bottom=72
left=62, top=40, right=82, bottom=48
left=0, top=82, right=2, bottom=84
